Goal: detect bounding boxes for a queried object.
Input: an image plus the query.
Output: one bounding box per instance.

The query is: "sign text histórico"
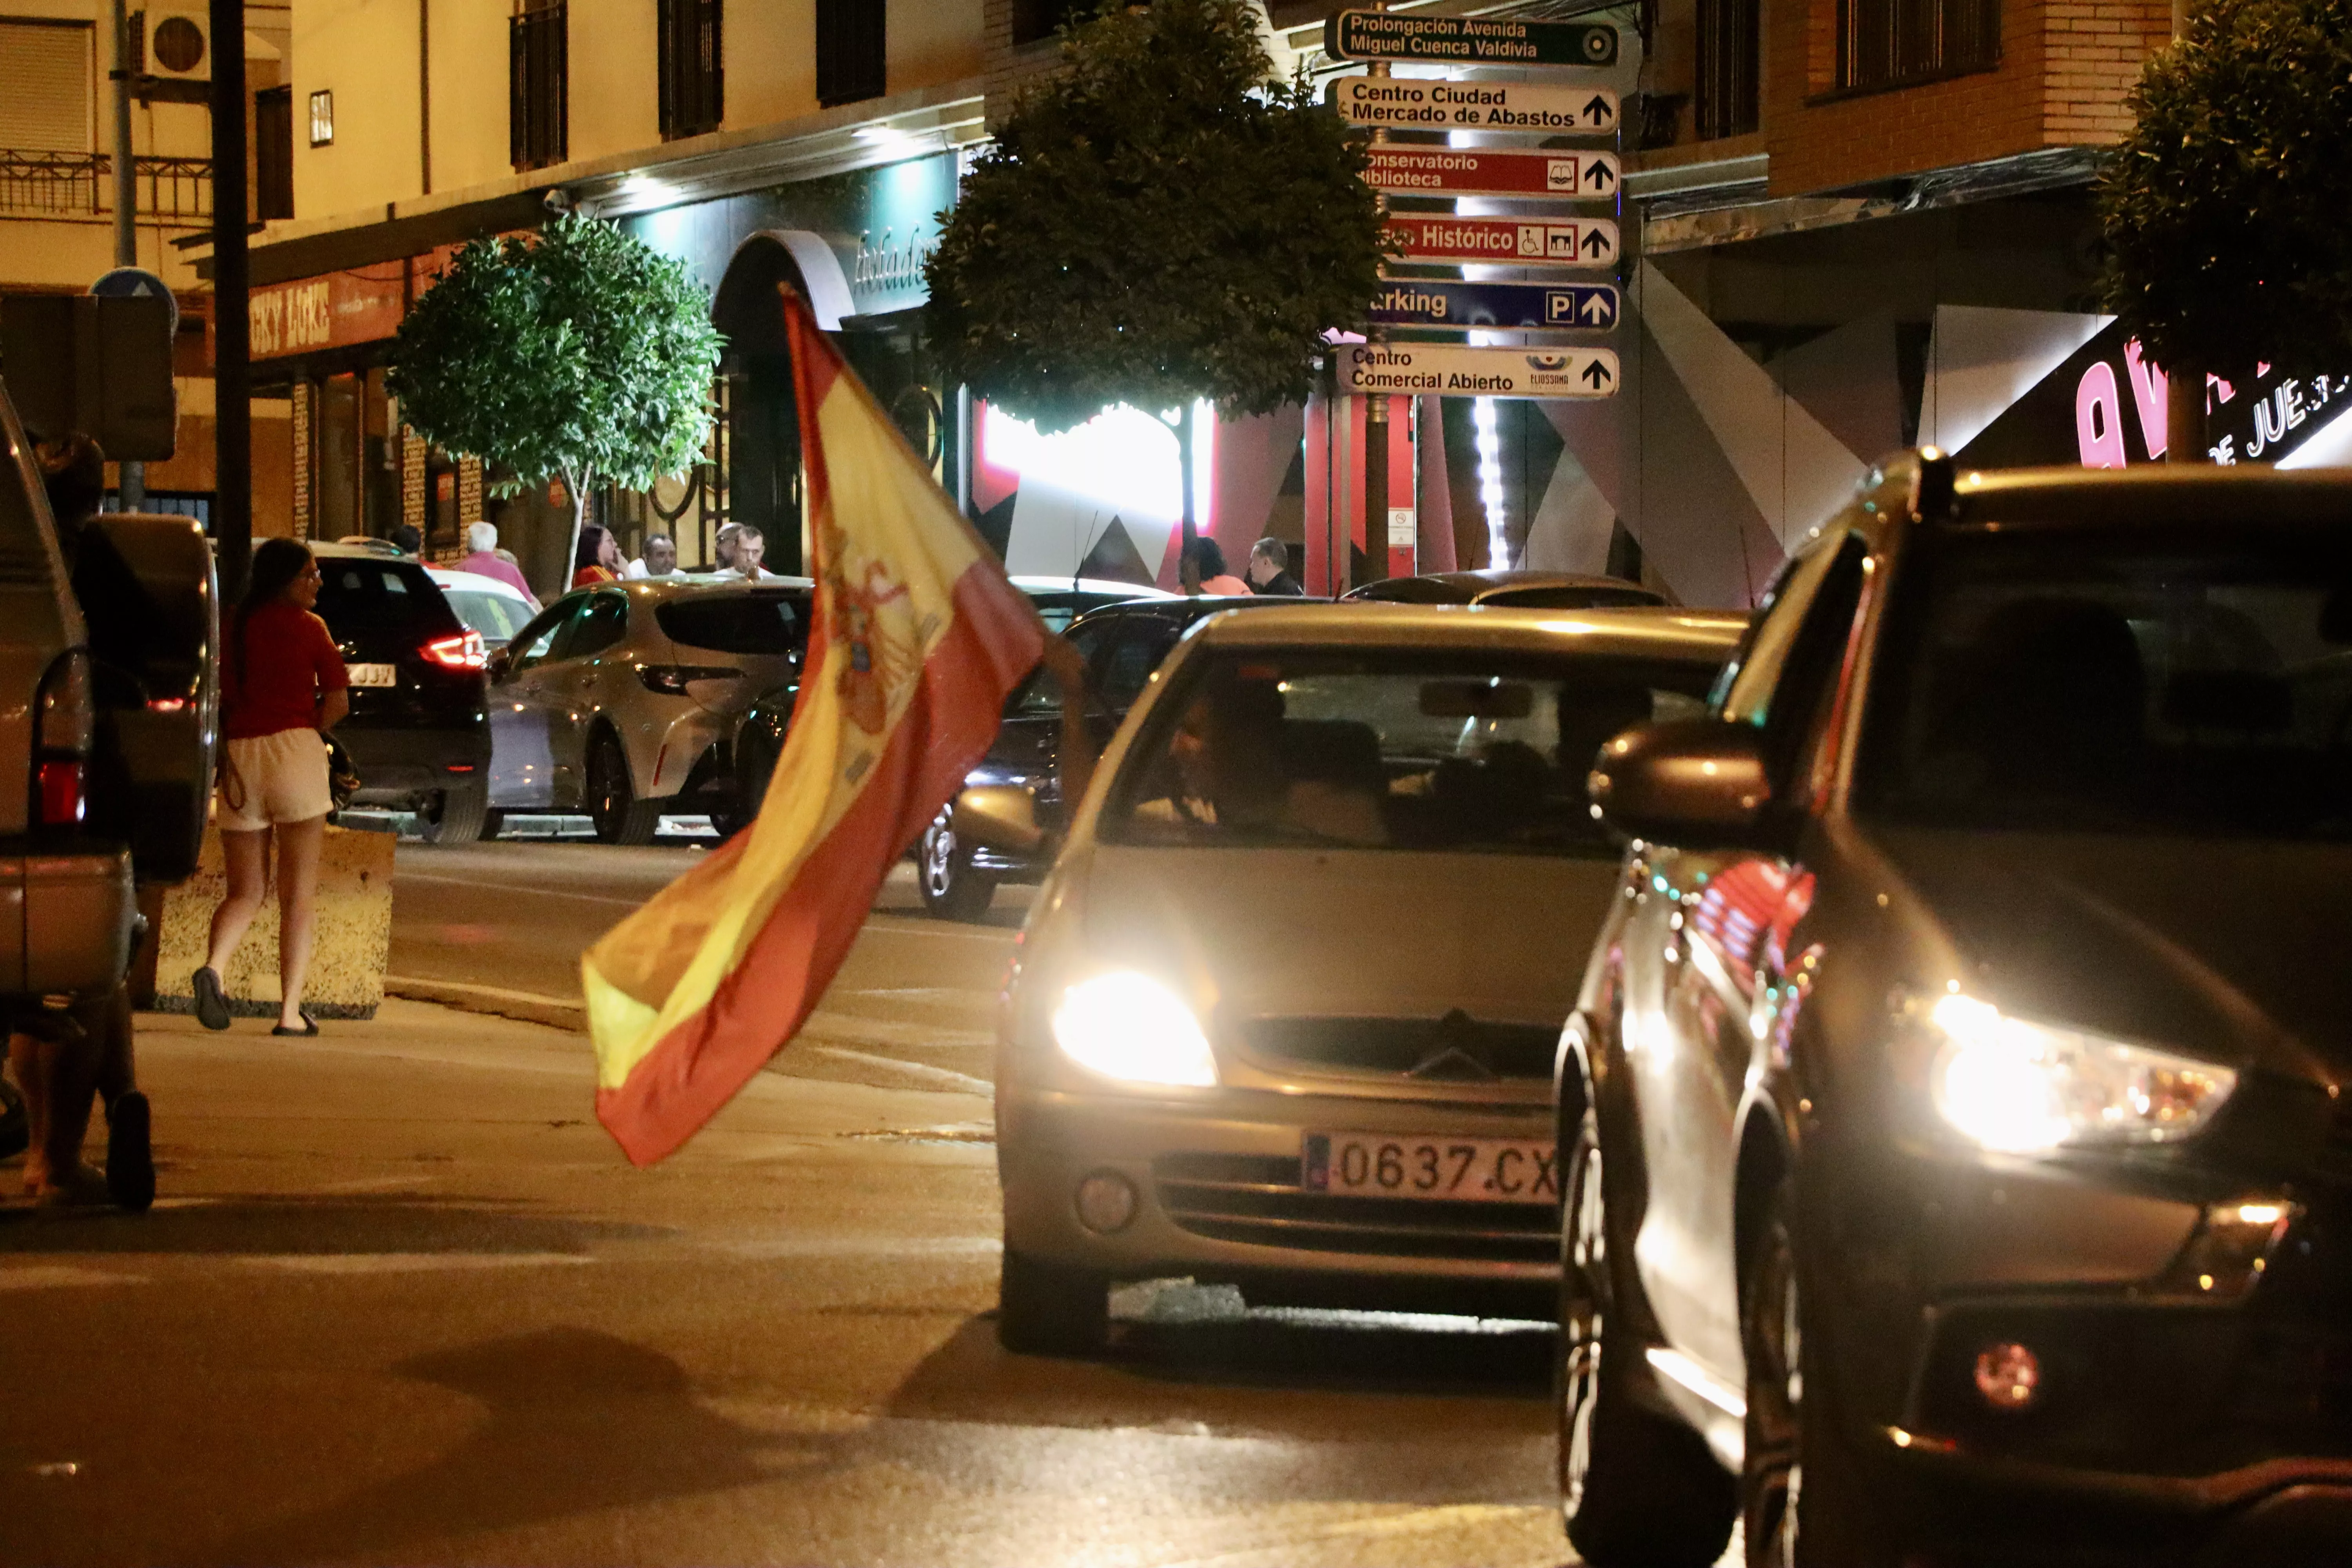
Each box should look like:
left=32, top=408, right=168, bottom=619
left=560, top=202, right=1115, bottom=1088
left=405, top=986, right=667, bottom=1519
left=1325, top=11, right=1619, bottom=67
left=1384, top=214, right=1619, bottom=267
left=1365, top=146, right=1620, bottom=200
left=1329, top=77, right=1618, bottom=134
left=1339, top=342, right=1620, bottom=399
left=1367, top=279, right=1620, bottom=332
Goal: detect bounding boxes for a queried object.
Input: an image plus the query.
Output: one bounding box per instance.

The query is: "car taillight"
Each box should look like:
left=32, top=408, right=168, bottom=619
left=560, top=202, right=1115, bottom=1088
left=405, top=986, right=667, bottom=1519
left=422, top=630, right=487, bottom=670
left=636, top=664, right=744, bottom=695
left=37, top=760, right=83, bottom=827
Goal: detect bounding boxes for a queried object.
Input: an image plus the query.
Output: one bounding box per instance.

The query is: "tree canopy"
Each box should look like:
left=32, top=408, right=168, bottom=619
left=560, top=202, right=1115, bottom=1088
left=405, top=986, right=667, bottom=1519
left=924, top=0, right=1388, bottom=434
left=2099, top=0, right=2352, bottom=379
left=388, top=213, right=722, bottom=564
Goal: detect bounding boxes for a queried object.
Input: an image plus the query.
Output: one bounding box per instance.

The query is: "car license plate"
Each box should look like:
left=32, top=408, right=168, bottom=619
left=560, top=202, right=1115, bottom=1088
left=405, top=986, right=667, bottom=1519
left=1302, top=1133, right=1557, bottom=1204
left=345, top=662, right=397, bottom=688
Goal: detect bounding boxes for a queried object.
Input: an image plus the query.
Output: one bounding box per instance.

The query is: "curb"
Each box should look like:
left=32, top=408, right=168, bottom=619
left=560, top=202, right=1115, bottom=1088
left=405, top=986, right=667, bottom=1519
left=383, top=975, right=586, bottom=1033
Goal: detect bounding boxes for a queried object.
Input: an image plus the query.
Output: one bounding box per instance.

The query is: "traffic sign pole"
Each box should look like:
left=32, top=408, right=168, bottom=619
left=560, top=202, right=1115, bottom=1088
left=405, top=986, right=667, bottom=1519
left=1361, top=5, right=1393, bottom=593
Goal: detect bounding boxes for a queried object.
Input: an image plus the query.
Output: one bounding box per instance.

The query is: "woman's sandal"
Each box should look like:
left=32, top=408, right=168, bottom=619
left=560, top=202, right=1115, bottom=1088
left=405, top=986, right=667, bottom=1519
left=191, top=966, right=231, bottom=1031
left=271, top=1012, right=319, bottom=1038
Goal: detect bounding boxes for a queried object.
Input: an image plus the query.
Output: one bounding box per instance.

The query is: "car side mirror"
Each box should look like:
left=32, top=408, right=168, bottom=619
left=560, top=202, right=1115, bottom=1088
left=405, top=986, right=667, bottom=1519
left=486, top=646, right=513, bottom=682
left=1586, top=717, right=1776, bottom=848
left=955, top=784, right=1048, bottom=856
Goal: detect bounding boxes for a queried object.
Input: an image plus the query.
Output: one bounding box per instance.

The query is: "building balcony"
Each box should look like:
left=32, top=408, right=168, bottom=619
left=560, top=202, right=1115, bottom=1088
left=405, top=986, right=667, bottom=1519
left=0, top=152, right=212, bottom=226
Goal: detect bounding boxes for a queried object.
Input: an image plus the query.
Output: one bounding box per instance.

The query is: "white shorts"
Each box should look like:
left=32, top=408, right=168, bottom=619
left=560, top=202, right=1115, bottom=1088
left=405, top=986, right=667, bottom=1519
left=216, top=728, right=332, bottom=832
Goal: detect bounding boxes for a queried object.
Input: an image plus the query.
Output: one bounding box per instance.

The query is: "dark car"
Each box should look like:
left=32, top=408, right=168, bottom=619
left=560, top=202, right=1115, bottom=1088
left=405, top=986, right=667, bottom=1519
left=1344, top=570, right=1664, bottom=610
left=1554, top=452, right=2352, bottom=1568
left=310, top=543, right=491, bottom=845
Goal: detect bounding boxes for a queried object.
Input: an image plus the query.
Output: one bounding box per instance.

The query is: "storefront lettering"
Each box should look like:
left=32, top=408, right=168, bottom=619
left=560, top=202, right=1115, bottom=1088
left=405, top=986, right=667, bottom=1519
left=853, top=228, right=933, bottom=295
left=250, top=279, right=334, bottom=358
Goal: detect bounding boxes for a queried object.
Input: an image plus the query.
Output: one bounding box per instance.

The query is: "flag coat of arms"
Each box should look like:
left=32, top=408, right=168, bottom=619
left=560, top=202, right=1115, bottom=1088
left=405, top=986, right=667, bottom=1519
left=583, top=289, right=1044, bottom=1165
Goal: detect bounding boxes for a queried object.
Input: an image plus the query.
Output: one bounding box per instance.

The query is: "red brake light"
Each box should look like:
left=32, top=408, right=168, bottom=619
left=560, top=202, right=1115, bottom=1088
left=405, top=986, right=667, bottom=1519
left=38, top=760, right=84, bottom=827
left=422, top=630, right=488, bottom=670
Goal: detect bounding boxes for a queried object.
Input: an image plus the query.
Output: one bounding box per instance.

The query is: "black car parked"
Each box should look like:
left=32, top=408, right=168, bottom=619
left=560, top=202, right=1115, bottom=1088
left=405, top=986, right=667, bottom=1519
left=309, top=543, right=490, bottom=845
left=1558, top=452, right=2352, bottom=1568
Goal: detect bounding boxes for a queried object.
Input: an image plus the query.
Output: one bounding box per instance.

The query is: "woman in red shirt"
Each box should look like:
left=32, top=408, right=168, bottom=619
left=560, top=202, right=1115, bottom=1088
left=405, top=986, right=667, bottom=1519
left=572, top=525, right=621, bottom=589
left=191, top=539, right=350, bottom=1038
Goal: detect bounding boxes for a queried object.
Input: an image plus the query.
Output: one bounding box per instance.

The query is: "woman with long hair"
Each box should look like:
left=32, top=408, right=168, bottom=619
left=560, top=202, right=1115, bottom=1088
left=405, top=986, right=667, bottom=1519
left=572, top=525, right=621, bottom=588
left=192, top=538, right=350, bottom=1037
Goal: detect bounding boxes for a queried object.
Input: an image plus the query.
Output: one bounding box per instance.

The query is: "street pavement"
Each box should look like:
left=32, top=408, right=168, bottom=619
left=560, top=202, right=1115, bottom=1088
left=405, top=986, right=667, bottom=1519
left=0, top=835, right=1602, bottom=1568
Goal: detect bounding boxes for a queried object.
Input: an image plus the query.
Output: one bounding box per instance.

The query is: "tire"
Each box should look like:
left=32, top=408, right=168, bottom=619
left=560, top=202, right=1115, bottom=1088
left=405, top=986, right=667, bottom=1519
left=587, top=734, right=662, bottom=846
left=1559, top=1103, right=1739, bottom=1566
left=414, top=782, right=490, bottom=846
left=1742, top=1178, right=1877, bottom=1568
left=917, top=805, right=995, bottom=921
left=997, top=1246, right=1109, bottom=1356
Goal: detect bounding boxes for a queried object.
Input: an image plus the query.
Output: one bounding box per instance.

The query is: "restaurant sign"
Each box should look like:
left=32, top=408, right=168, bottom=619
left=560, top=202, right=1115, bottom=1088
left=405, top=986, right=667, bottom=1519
left=248, top=267, right=406, bottom=360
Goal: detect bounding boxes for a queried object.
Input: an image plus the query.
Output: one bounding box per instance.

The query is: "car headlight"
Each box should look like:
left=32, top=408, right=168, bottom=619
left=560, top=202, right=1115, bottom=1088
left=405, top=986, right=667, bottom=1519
left=1928, top=994, right=2235, bottom=1153
left=1051, top=971, right=1218, bottom=1087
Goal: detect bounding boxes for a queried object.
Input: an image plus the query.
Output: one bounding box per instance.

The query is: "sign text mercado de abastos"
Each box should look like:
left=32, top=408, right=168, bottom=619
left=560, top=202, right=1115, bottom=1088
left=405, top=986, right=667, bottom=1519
left=1341, top=341, right=1620, bottom=400
left=1329, top=76, right=1618, bottom=134
left=1325, top=9, right=1619, bottom=68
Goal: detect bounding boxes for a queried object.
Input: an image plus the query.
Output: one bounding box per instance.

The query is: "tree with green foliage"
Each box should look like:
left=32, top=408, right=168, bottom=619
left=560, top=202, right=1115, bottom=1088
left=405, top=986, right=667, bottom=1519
left=389, top=213, right=722, bottom=584
left=2099, top=0, right=2352, bottom=397
left=925, top=0, right=1388, bottom=585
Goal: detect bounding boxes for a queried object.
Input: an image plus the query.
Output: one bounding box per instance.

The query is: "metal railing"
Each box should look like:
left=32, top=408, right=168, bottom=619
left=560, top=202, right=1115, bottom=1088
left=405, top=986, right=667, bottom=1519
left=0, top=151, right=213, bottom=223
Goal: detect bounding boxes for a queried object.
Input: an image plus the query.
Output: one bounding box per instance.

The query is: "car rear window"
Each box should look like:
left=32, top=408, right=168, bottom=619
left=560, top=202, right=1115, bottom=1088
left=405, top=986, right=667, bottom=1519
left=440, top=587, right=533, bottom=645
left=315, top=559, right=461, bottom=639
left=657, top=592, right=808, bottom=655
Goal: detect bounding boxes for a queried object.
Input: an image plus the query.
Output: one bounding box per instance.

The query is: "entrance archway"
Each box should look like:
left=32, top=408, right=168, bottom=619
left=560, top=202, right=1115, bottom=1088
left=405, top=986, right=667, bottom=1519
left=712, top=236, right=824, bottom=575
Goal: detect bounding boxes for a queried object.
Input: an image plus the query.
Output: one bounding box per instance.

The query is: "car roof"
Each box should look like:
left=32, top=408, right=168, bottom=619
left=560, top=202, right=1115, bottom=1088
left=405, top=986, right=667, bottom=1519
left=1352, top=569, right=1657, bottom=601
left=1189, top=602, right=1748, bottom=661
left=1009, top=574, right=1176, bottom=599
left=1949, top=463, right=2352, bottom=527
left=1064, top=594, right=1311, bottom=633
left=610, top=574, right=815, bottom=597
left=313, top=541, right=429, bottom=563
left=426, top=566, right=530, bottom=600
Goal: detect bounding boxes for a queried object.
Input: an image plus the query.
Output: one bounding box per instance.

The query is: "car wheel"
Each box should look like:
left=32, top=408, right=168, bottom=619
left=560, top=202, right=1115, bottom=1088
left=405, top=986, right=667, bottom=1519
left=1742, top=1178, right=1875, bottom=1568
left=587, top=734, right=662, bottom=846
left=997, top=1246, right=1108, bottom=1356
left=917, top=806, right=995, bottom=921
left=414, top=781, right=489, bottom=846
left=1558, top=1104, right=1737, bottom=1566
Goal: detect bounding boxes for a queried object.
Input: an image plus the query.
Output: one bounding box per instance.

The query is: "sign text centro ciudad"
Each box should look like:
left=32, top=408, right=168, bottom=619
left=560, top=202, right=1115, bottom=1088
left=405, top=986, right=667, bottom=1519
left=1329, top=77, right=1618, bottom=134
left=1365, top=146, right=1619, bottom=200
left=1325, top=10, right=1619, bottom=67
left=1341, top=341, right=1621, bottom=400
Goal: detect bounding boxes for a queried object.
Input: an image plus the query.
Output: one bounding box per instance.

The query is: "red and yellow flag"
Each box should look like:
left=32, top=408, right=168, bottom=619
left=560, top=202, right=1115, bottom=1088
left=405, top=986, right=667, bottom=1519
left=583, top=290, right=1044, bottom=1165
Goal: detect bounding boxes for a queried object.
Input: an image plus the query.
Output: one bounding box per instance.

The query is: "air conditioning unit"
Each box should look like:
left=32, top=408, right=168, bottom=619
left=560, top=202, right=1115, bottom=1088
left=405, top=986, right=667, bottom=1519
left=135, top=7, right=211, bottom=84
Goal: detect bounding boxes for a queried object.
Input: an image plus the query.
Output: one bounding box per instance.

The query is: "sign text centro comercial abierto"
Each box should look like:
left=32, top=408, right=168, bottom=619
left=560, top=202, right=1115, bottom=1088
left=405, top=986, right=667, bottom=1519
left=1366, top=146, right=1620, bottom=200
left=1385, top=214, right=1620, bottom=267
left=1340, top=342, right=1621, bottom=400
left=1325, top=10, right=1619, bottom=67
left=1368, top=279, right=1621, bottom=332
left=1329, top=77, right=1618, bottom=134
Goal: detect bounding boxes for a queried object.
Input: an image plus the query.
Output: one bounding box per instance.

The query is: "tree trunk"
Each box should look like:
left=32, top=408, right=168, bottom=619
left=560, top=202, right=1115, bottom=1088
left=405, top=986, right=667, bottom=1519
left=2167, top=365, right=2206, bottom=464
left=1177, top=405, right=1200, bottom=595
left=563, top=466, right=590, bottom=592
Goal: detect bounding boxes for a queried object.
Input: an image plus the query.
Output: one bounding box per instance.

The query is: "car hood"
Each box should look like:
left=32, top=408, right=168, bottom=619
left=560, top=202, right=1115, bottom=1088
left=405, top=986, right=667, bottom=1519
left=1078, top=843, right=1620, bottom=1026
left=1868, top=827, right=2351, bottom=1083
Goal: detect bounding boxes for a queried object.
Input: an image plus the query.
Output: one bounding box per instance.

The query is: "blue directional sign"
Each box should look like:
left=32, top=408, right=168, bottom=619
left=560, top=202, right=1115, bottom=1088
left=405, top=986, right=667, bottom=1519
left=1366, top=280, right=1620, bottom=332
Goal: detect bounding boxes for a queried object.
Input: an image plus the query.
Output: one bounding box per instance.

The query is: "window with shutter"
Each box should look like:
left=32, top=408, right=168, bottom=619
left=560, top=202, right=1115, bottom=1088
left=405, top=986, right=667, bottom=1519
left=658, top=0, right=723, bottom=140
left=1837, top=0, right=2001, bottom=91
left=0, top=21, right=94, bottom=153
left=510, top=1, right=568, bottom=172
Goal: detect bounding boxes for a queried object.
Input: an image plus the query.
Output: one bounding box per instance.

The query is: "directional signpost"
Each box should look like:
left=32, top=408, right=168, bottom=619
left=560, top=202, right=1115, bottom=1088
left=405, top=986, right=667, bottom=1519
left=1368, top=279, right=1620, bottom=332
left=1325, top=10, right=1619, bottom=67
left=1328, top=77, right=1618, bottom=134
left=1338, top=341, right=1621, bottom=400
left=1365, top=145, right=1620, bottom=200
left=1383, top=214, right=1619, bottom=268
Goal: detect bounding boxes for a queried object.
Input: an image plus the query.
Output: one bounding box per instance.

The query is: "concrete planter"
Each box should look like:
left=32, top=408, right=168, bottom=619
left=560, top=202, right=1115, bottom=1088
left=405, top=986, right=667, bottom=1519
left=149, top=824, right=394, bottom=1020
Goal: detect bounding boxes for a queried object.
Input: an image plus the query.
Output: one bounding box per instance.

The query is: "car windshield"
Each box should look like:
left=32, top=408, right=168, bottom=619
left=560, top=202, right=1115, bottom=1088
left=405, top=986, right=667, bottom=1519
left=440, top=587, right=533, bottom=646
left=1858, top=524, right=2352, bottom=839
left=1105, top=650, right=1712, bottom=857
left=656, top=592, right=808, bottom=655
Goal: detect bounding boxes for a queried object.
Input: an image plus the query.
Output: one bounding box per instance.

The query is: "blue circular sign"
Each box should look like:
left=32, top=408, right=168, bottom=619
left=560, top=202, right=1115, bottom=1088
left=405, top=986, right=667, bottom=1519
left=91, top=267, right=179, bottom=334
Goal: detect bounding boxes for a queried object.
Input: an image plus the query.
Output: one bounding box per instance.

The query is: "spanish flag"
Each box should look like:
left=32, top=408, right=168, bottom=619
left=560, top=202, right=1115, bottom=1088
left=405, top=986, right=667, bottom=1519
left=582, top=290, right=1044, bottom=1165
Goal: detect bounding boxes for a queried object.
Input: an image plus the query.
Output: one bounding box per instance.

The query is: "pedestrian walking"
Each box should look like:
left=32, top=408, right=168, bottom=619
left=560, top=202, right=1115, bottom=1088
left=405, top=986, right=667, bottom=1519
left=573, top=525, right=622, bottom=588
left=8, top=434, right=151, bottom=1207
left=192, top=538, right=350, bottom=1040
left=457, top=522, right=541, bottom=609
left=1187, top=536, right=1252, bottom=595
left=1246, top=537, right=1303, bottom=596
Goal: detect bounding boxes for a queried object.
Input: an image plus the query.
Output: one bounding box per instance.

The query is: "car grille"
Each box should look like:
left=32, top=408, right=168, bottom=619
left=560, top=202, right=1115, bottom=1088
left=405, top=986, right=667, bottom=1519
left=1237, top=1014, right=1558, bottom=1083
left=1153, top=1152, right=1557, bottom=1264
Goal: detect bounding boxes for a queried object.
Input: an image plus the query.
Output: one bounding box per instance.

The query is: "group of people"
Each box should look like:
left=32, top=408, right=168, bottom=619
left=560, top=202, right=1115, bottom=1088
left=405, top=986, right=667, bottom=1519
left=1192, top=535, right=1303, bottom=597
left=569, top=520, right=780, bottom=591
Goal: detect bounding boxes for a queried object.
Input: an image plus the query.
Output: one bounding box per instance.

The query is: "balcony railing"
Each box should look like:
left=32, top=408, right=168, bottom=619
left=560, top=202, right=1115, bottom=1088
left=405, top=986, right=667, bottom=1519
left=0, top=151, right=213, bottom=223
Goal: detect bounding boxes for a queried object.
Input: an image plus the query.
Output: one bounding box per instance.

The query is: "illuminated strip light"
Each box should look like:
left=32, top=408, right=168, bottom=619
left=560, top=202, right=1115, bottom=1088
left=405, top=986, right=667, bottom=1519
left=1473, top=396, right=1508, bottom=568
left=1647, top=1345, right=1747, bottom=1419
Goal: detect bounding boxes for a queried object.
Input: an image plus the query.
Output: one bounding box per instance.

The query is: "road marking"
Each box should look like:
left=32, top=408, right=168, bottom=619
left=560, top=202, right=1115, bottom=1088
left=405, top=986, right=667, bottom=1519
left=1151, top=1503, right=1541, bottom=1567
left=802, top=1045, right=993, bottom=1096
left=860, top=915, right=1014, bottom=943
left=238, top=1252, right=595, bottom=1275
left=803, top=1009, right=992, bottom=1049
left=715, top=1235, right=1001, bottom=1259
left=0, top=1265, right=147, bottom=1291
left=385, top=974, right=584, bottom=1011
left=394, top=871, right=649, bottom=908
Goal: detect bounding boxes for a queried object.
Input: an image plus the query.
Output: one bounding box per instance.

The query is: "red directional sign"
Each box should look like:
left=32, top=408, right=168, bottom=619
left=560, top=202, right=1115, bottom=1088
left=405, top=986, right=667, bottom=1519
left=1365, top=146, right=1620, bottom=200
left=1384, top=214, right=1620, bottom=268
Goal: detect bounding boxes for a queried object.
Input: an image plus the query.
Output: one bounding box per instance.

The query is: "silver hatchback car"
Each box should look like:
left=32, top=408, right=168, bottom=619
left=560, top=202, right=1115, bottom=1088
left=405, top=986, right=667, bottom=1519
left=991, top=602, right=1746, bottom=1352
left=486, top=577, right=809, bottom=843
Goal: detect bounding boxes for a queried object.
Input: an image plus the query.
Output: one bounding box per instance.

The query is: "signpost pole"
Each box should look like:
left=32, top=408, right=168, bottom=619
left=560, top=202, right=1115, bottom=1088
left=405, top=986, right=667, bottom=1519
left=210, top=0, right=251, bottom=594
left=110, top=0, right=145, bottom=510
left=1360, top=2, right=1391, bottom=594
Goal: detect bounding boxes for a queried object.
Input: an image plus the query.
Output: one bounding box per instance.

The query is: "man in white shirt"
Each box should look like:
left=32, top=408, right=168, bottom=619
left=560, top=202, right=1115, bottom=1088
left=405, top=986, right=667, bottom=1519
left=625, top=534, right=681, bottom=579
left=714, top=525, right=779, bottom=580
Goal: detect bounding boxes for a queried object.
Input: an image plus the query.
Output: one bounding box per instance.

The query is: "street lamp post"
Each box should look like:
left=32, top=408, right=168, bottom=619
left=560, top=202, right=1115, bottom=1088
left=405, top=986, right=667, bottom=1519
left=110, top=0, right=145, bottom=510
left=210, top=0, right=251, bottom=593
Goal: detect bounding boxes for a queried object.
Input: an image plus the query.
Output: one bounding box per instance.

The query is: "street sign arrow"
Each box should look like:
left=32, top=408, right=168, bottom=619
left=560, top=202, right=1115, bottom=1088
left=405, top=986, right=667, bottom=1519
left=1382, top=214, right=1621, bottom=269
left=1339, top=342, right=1621, bottom=400
left=1331, top=77, right=1619, bottom=135
left=1325, top=10, right=1619, bottom=68
left=1367, top=280, right=1621, bottom=332
left=1365, top=146, right=1623, bottom=200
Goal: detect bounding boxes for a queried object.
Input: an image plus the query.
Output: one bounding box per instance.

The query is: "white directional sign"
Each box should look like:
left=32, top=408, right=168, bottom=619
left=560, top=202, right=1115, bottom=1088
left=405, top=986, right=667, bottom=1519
left=1338, top=341, right=1621, bottom=400
left=1385, top=214, right=1620, bottom=268
left=1331, top=76, right=1619, bottom=135
left=1366, top=145, right=1621, bottom=200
